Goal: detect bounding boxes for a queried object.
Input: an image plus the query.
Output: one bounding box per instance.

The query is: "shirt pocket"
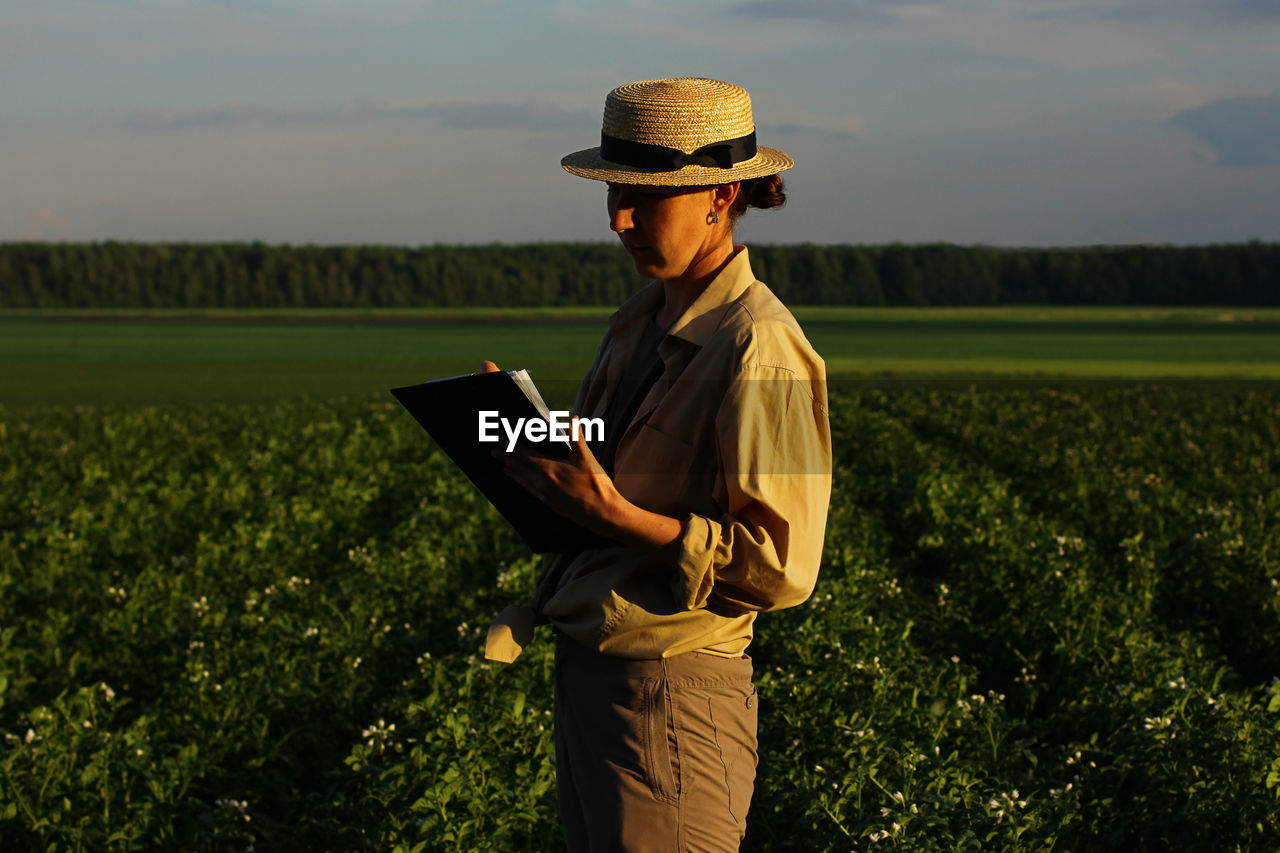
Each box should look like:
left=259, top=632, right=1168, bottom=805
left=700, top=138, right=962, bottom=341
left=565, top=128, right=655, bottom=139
left=614, top=423, right=699, bottom=514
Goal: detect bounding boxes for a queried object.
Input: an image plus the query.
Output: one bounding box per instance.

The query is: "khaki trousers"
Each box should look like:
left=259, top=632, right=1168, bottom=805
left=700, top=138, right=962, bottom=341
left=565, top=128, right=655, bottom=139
left=553, top=635, right=758, bottom=852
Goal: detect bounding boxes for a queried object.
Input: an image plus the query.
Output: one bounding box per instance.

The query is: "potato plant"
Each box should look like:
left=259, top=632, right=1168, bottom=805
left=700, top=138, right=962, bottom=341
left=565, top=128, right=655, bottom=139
left=2, top=388, right=1277, bottom=851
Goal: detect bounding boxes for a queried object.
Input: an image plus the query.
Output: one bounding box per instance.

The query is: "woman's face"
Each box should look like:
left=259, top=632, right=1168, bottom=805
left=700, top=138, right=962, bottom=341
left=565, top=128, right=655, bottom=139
left=606, top=182, right=723, bottom=283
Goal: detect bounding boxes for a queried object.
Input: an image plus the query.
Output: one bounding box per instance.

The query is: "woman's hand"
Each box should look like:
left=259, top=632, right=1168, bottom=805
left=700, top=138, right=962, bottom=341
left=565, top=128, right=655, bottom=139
left=498, top=418, right=684, bottom=552
left=496, top=417, right=621, bottom=536
left=479, top=359, right=618, bottom=531
left=480, top=358, right=682, bottom=550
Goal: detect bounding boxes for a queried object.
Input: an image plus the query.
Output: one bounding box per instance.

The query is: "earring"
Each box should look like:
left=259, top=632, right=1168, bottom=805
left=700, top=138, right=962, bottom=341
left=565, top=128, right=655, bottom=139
left=708, top=210, right=720, bottom=225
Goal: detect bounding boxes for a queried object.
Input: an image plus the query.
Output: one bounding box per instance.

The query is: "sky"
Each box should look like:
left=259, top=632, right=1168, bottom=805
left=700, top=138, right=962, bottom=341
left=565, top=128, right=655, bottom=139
left=3, top=0, right=1279, bottom=247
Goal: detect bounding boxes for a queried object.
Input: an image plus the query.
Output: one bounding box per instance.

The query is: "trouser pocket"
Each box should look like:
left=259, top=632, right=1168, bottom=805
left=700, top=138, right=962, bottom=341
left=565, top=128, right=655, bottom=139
left=707, top=684, right=758, bottom=823
left=644, top=672, right=680, bottom=803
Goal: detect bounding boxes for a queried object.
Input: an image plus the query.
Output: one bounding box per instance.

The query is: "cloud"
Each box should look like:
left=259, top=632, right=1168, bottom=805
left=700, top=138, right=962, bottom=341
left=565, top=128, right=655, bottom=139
left=902, top=0, right=1280, bottom=70
left=996, top=0, right=1280, bottom=25
left=124, top=98, right=594, bottom=132
left=1105, top=79, right=1225, bottom=118
left=714, top=0, right=1280, bottom=73
left=729, top=0, right=1280, bottom=28
left=1013, top=1, right=1203, bottom=23
left=727, top=0, right=925, bottom=25
left=359, top=98, right=593, bottom=131
left=1226, top=0, right=1280, bottom=18
left=1165, top=95, right=1280, bottom=166
left=551, top=0, right=830, bottom=51
left=124, top=104, right=330, bottom=130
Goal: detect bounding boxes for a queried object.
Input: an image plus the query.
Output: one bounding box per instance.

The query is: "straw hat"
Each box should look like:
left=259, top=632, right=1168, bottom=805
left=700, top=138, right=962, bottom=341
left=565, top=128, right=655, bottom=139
left=561, top=77, right=794, bottom=186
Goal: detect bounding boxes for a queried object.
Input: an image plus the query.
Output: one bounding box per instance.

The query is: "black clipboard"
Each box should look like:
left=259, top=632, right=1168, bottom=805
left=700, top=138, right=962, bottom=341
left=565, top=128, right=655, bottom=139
left=391, top=370, right=615, bottom=553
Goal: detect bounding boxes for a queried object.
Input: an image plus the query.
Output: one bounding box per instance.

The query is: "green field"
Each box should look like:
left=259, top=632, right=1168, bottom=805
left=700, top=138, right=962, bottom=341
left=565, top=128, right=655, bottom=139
left=4, top=306, right=1280, bottom=408
left=2, top=387, right=1277, bottom=850
left=4, top=306, right=1280, bottom=849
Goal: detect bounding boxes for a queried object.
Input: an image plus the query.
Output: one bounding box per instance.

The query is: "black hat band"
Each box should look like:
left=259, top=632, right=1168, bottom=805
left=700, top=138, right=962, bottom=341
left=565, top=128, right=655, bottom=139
left=599, top=131, right=757, bottom=172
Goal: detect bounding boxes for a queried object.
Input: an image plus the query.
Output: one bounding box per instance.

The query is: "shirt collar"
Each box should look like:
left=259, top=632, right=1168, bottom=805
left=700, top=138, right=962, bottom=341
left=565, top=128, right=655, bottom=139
left=608, top=279, right=665, bottom=331
left=607, top=246, right=756, bottom=348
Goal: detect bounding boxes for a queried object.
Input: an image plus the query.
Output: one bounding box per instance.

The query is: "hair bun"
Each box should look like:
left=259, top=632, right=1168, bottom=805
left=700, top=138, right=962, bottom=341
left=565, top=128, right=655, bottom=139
left=729, top=175, right=787, bottom=223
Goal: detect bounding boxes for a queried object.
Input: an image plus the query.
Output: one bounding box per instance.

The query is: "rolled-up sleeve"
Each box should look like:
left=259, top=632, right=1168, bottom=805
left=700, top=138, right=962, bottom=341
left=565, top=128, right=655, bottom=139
left=671, top=362, right=831, bottom=613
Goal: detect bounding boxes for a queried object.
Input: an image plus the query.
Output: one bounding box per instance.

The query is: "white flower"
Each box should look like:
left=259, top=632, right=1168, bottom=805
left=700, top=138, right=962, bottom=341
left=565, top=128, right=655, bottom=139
left=215, top=799, right=251, bottom=822
left=361, top=718, right=396, bottom=748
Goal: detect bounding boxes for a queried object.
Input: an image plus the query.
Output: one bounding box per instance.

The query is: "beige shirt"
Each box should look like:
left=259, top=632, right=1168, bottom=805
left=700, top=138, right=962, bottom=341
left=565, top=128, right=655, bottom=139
left=486, top=247, right=832, bottom=661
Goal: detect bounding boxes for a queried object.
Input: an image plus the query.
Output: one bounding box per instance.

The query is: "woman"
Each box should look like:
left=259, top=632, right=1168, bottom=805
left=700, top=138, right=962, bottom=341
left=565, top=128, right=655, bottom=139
left=485, top=77, right=832, bottom=851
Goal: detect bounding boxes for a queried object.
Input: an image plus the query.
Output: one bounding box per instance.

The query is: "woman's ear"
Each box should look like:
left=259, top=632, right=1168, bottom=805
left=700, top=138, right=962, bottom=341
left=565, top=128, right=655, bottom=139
left=713, top=182, right=741, bottom=215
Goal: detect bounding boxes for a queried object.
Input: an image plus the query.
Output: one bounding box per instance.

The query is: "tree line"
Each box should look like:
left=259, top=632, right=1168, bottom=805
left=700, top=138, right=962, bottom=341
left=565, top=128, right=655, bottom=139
left=1, top=240, right=1276, bottom=308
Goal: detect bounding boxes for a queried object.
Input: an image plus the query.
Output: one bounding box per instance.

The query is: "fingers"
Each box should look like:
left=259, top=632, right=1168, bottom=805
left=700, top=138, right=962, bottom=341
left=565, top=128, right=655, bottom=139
left=494, top=448, right=563, bottom=504
left=570, top=416, right=601, bottom=469
left=477, top=360, right=500, bottom=373
left=570, top=416, right=589, bottom=454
